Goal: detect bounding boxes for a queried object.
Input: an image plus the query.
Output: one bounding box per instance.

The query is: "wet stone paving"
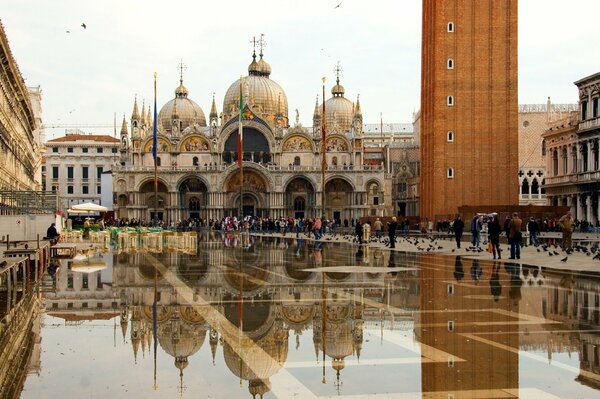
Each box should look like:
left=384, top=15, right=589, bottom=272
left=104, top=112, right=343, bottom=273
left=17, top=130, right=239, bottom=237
left=6, top=232, right=600, bottom=398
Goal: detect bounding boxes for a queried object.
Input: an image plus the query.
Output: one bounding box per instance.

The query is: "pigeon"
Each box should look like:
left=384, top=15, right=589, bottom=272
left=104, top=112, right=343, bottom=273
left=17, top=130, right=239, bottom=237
left=548, top=252, right=553, bottom=257
left=81, top=23, right=87, bottom=29
left=66, top=30, right=71, bottom=33
left=593, top=253, right=600, bottom=260
left=334, top=2, right=342, bottom=8
left=560, top=256, right=568, bottom=262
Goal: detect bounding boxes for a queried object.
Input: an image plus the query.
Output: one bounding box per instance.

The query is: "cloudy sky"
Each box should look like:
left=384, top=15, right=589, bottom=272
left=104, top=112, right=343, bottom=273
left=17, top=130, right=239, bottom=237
left=3, top=0, right=600, bottom=139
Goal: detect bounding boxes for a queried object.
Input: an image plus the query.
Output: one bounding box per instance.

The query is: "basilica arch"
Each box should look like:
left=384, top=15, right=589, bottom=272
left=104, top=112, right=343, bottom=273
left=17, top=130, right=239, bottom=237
left=139, top=179, right=170, bottom=222
left=222, top=168, right=271, bottom=218
left=284, top=176, right=316, bottom=219
left=324, top=177, right=355, bottom=224
left=177, top=176, right=209, bottom=221
left=220, top=117, right=275, bottom=164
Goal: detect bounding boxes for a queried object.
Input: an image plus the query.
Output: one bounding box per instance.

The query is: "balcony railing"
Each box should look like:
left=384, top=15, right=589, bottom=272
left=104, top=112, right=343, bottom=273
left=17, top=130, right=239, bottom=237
left=579, top=117, right=600, bottom=132
left=114, top=163, right=385, bottom=173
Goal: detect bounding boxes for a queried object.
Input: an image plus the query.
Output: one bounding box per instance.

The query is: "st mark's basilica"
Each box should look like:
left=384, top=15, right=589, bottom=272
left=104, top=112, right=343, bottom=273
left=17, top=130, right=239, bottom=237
left=113, top=47, right=391, bottom=223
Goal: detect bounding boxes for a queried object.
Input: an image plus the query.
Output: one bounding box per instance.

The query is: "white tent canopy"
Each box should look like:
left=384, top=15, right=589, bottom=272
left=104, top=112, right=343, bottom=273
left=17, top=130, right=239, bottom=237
left=71, top=202, right=108, bottom=212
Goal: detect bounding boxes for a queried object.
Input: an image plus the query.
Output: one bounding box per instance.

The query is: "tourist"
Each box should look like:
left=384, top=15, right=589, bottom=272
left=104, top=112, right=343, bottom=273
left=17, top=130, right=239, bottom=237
left=453, top=215, right=464, bottom=248
left=488, top=215, right=502, bottom=259
left=527, top=217, right=538, bottom=246
left=83, top=218, right=91, bottom=239
left=470, top=215, right=482, bottom=247
left=508, top=212, right=522, bottom=259
left=45, top=222, right=60, bottom=244
left=387, top=217, right=398, bottom=249
left=355, top=219, right=363, bottom=244
left=559, top=211, right=574, bottom=251
left=374, top=218, right=383, bottom=239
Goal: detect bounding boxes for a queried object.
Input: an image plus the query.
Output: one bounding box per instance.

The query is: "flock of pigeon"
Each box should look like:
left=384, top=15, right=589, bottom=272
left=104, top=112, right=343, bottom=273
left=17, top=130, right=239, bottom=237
left=263, top=231, right=600, bottom=265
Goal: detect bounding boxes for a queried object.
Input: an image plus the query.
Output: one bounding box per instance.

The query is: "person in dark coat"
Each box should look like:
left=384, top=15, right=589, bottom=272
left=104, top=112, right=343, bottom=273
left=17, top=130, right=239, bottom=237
left=355, top=219, right=363, bottom=244
left=453, top=215, right=464, bottom=248
left=387, top=217, right=398, bottom=249
left=488, top=215, right=502, bottom=259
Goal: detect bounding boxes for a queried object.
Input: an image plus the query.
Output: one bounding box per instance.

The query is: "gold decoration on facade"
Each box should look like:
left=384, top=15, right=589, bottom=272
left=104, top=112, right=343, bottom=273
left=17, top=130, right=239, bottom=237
left=144, top=138, right=172, bottom=153
left=326, top=137, right=348, bottom=152
left=180, top=135, right=209, bottom=152
left=225, top=170, right=268, bottom=192
left=282, top=135, right=312, bottom=152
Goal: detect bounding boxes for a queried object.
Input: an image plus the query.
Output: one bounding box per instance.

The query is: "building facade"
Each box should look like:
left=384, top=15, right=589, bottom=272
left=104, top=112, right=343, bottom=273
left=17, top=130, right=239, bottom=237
left=420, top=0, right=519, bottom=221
left=544, top=72, right=600, bottom=224
left=0, top=21, right=44, bottom=192
left=44, top=133, right=120, bottom=209
left=113, top=51, right=392, bottom=223
left=518, top=100, right=578, bottom=206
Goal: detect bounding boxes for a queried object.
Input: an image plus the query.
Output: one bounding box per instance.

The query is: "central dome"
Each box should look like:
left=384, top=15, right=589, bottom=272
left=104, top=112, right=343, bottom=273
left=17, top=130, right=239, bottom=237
left=324, top=80, right=354, bottom=134
left=158, top=80, right=207, bottom=135
left=222, top=53, right=288, bottom=127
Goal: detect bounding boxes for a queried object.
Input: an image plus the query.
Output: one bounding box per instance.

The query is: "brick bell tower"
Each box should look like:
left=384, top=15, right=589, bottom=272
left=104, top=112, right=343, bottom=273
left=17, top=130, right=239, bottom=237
left=420, top=0, right=519, bottom=221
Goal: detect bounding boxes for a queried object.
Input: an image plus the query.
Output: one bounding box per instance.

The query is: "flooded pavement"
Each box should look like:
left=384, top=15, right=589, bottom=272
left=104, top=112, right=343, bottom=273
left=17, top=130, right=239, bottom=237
left=14, top=233, right=600, bottom=398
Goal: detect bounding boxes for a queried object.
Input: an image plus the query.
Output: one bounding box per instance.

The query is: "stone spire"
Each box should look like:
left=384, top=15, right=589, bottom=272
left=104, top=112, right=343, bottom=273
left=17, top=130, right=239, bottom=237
left=120, top=115, right=128, bottom=136
left=140, top=101, right=146, bottom=126
left=210, top=93, right=218, bottom=118
left=132, top=96, right=140, bottom=120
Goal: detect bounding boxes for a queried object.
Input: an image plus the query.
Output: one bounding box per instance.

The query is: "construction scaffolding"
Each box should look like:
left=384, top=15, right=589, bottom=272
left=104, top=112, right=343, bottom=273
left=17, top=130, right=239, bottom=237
left=0, top=191, right=61, bottom=216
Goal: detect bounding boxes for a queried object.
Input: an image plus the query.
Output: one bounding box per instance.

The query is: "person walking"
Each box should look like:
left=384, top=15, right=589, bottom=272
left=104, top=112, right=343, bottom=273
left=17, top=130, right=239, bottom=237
left=387, top=217, right=398, bottom=249
left=355, top=219, right=364, bottom=244
left=374, top=218, right=383, bottom=239
left=508, top=212, right=523, bottom=259
left=470, top=216, right=482, bottom=247
left=453, top=215, right=465, bottom=248
left=488, top=214, right=502, bottom=259
left=527, top=217, right=539, bottom=246
left=559, top=211, right=574, bottom=251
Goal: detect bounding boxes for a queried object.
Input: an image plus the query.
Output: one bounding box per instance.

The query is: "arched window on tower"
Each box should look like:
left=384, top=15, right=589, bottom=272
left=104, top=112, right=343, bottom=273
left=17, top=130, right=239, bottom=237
left=447, top=58, right=454, bottom=69
left=447, top=96, right=454, bottom=106
left=193, top=156, right=199, bottom=166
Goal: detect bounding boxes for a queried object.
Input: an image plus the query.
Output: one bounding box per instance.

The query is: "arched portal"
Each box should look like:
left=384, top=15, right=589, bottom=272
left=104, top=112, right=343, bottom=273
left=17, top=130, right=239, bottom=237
left=223, top=127, right=271, bottom=164
left=178, top=177, right=208, bottom=220
left=325, top=178, right=354, bottom=223
left=140, top=180, right=169, bottom=221
left=285, top=177, right=315, bottom=219
left=224, top=169, right=269, bottom=218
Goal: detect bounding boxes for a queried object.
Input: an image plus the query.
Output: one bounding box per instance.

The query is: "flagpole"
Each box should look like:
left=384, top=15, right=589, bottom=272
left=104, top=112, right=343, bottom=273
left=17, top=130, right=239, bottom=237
left=238, top=76, right=244, bottom=225
left=321, top=77, right=326, bottom=219
left=153, top=72, right=158, bottom=226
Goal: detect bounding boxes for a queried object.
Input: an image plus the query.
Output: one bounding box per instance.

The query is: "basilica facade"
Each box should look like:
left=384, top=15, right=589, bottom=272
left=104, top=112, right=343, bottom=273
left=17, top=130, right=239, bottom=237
left=113, top=51, right=391, bottom=222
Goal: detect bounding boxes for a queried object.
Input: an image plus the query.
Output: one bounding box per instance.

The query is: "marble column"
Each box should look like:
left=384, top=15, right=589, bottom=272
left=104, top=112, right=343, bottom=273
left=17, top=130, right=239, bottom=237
left=567, top=196, right=576, bottom=217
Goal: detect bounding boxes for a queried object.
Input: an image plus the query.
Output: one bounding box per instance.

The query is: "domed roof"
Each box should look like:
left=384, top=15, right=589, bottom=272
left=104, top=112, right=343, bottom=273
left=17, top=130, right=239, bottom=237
left=157, top=317, right=206, bottom=361
left=317, top=76, right=355, bottom=134
left=158, top=79, right=207, bottom=135
left=222, top=53, right=288, bottom=126
left=223, top=332, right=288, bottom=381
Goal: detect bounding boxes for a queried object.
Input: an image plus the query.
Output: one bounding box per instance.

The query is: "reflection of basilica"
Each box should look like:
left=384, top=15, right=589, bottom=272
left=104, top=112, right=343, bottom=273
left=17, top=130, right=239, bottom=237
left=113, top=45, right=391, bottom=222
left=113, top=235, right=409, bottom=397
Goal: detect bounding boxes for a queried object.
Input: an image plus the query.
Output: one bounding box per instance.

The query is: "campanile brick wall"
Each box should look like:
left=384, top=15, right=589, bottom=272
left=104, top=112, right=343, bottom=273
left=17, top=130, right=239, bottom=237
left=420, top=0, right=519, bottom=221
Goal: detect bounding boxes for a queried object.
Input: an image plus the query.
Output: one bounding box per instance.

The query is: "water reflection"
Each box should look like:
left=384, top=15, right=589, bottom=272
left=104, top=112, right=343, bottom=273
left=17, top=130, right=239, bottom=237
left=17, top=232, right=600, bottom=397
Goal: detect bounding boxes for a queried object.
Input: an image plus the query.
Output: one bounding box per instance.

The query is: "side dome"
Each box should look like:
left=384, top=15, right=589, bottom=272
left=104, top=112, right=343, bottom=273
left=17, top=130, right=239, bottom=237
left=158, top=80, right=207, bottom=135
left=222, top=53, right=288, bottom=127
left=324, top=80, right=354, bottom=134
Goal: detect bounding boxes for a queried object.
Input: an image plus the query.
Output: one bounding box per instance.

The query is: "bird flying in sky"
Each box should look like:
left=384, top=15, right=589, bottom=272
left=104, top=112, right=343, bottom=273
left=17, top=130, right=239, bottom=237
left=81, top=23, right=87, bottom=29
left=334, top=2, right=342, bottom=8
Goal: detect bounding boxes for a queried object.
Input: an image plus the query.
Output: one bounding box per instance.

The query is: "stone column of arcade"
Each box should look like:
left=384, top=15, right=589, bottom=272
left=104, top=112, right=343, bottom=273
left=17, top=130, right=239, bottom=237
left=577, top=195, right=586, bottom=223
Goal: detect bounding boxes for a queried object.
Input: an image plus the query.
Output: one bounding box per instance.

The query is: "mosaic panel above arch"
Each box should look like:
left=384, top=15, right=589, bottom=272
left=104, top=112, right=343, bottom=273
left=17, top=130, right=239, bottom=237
left=224, top=169, right=268, bottom=192
left=180, top=135, right=210, bottom=152
left=282, top=135, right=312, bottom=152
left=143, top=137, right=172, bottom=153
left=326, top=136, right=348, bottom=152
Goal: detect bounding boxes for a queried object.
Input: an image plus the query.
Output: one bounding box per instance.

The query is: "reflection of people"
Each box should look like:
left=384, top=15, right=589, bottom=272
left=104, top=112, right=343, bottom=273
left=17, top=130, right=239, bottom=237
left=387, top=251, right=396, bottom=268
left=453, top=256, right=464, bottom=281
left=470, top=259, right=482, bottom=283
left=355, top=246, right=364, bottom=262
left=489, top=262, right=502, bottom=301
